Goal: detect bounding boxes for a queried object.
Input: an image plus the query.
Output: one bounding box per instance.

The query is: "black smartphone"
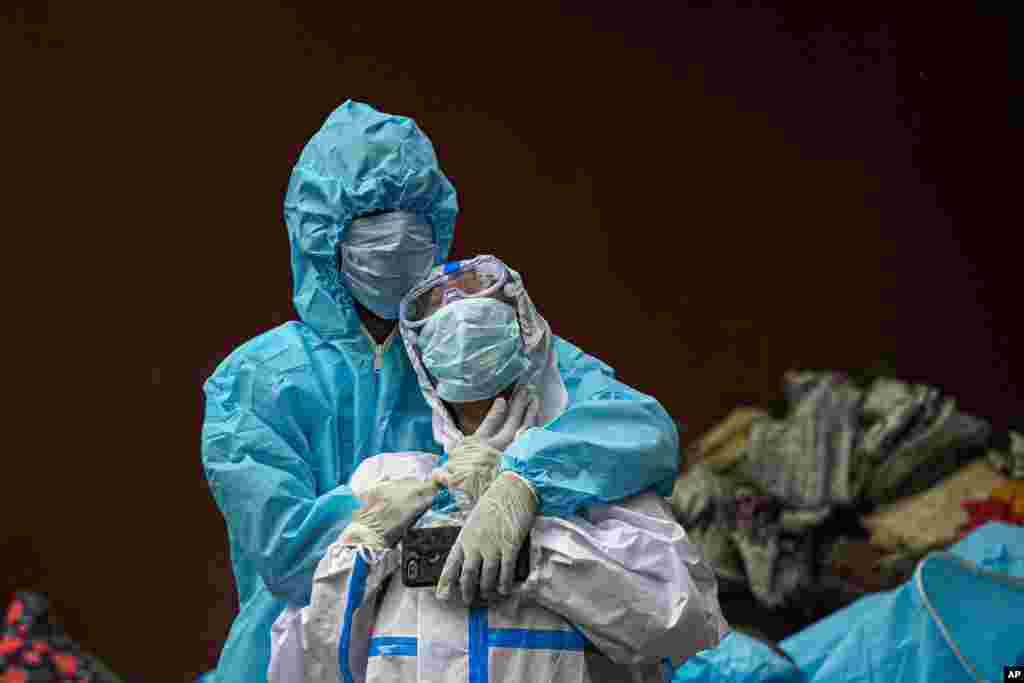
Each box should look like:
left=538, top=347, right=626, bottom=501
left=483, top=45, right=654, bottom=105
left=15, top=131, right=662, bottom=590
left=401, top=526, right=531, bottom=588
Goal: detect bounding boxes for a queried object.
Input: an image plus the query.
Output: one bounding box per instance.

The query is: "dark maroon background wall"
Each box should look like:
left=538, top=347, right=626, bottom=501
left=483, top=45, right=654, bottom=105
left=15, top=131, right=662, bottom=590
left=1, top=3, right=1015, bottom=681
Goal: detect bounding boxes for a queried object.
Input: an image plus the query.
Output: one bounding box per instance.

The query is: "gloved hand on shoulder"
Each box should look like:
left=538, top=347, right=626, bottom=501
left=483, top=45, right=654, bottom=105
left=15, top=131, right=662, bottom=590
left=340, top=478, right=442, bottom=549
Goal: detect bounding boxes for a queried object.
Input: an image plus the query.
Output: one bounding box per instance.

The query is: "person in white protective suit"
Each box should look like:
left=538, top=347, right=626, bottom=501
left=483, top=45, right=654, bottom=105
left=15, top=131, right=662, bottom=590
left=267, top=256, right=729, bottom=683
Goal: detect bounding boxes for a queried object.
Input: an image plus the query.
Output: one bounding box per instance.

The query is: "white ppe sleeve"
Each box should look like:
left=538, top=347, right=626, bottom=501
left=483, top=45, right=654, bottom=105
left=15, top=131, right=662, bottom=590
left=269, top=606, right=305, bottom=683
left=524, top=492, right=729, bottom=667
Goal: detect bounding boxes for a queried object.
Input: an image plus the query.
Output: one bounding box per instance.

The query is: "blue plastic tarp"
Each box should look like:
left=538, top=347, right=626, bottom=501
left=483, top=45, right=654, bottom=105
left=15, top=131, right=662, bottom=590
left=671, top=630, right=802, bottom=682
left=674, top=523, right=1024, bottom=683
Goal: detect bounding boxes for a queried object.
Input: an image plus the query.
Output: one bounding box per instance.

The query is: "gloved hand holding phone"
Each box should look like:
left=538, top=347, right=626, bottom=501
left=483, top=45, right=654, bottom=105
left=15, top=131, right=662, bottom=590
left=340, top=478, right=442, bottom=549
left=436, top=471, right=539, bottom=604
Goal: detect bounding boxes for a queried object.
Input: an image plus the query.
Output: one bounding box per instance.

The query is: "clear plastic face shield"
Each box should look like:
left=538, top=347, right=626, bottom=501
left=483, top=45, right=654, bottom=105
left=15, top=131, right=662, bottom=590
left=400, top=256, right=516, bottom=328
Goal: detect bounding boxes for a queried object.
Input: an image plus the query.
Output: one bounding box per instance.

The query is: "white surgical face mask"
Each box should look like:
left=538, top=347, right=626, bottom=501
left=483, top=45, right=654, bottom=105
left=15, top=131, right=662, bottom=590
left=339, top=211, right=436, bottom=319
left=416, top=297, right=530, bottom=403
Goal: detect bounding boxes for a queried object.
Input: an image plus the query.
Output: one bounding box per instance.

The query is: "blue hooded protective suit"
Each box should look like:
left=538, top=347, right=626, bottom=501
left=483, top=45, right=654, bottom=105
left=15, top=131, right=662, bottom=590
left=201, top=101, right=681, bottom=683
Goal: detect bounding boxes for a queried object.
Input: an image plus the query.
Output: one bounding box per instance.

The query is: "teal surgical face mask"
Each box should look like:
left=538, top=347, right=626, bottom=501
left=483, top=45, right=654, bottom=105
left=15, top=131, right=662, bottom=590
left=416, top=297, right=530, bottom=403
left=339, top=211, right=436, bottom=319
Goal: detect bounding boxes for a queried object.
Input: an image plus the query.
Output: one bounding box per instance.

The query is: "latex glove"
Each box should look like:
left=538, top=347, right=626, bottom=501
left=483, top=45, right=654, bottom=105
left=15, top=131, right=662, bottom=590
left=436, top=472, right=538, bottom=604
left=431, top=437, right=502, bottom=505
left=339, top=478, right=441, bottom=549
left=432, top=391, right=539, bottom=502
left=470, top=388, right=540, bottom=452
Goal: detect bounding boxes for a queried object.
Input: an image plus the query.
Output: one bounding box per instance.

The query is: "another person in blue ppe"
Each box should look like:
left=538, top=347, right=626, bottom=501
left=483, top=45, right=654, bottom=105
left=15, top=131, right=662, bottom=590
left=265, top=256, right=726, bottom=682
left=200, top=102, right=682, bottom=683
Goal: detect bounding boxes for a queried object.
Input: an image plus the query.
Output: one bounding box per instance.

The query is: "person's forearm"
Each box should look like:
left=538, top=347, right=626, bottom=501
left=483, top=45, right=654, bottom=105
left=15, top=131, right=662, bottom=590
left=500, top=394, right=680, bottom=517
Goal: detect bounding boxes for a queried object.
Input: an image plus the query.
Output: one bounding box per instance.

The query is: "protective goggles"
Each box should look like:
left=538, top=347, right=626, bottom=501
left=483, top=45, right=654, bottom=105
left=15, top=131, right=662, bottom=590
left=400, top=255, right=514, bottom=328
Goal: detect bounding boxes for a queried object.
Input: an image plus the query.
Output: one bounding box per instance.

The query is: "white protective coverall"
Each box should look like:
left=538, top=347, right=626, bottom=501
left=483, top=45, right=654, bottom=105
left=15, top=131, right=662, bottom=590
left=269, top=451, right=728, bottom=683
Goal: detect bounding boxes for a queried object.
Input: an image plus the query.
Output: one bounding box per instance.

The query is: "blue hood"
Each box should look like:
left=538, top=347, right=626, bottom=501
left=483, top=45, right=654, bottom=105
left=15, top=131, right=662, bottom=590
left=283, top=101, right=458, bottom=340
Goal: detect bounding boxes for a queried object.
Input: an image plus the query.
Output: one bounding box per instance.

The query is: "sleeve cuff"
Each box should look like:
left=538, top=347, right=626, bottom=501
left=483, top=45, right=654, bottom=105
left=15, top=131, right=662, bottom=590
left=501, top=470, right=539, bottom=506
left=339, top=522, right=387, bottom=549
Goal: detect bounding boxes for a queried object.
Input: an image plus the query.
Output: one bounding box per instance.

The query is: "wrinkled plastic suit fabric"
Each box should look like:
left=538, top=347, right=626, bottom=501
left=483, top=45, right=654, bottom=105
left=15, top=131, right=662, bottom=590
left=671, top=371, right=991, bottom=608
left=497, top=339, right=680, bottom=517
left=671, top=631, right=802, bottom=683
left=781, top=522, right=1024, bottom=683
left=201, top=100, right=458, bottom=683
left=283, top=101, right=459, bottom=341
left=202, top=103, right=681, bottom=683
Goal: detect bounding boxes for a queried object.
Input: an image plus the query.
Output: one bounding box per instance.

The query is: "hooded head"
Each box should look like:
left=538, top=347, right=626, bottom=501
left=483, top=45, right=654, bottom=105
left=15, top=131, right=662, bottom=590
left=399, top=256, right=569, bottom=449
left=283, top=101, right=458, bottom=341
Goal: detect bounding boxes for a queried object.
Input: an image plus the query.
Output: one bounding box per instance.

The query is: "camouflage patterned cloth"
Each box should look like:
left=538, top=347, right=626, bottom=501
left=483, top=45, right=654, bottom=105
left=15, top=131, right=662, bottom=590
left=670, top=371, right=993, bottom=609
left=988, top=431, right=1024, bottom=479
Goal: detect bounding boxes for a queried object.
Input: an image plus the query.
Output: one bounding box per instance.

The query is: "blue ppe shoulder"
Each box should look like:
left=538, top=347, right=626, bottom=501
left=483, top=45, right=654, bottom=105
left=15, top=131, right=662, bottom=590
left=201, top=320, right=362, bottom=606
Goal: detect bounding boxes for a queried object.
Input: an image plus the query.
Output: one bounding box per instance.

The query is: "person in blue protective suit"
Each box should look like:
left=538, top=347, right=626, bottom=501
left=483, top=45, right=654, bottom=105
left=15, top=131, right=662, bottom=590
left=200, top=102, right=682, bottom=683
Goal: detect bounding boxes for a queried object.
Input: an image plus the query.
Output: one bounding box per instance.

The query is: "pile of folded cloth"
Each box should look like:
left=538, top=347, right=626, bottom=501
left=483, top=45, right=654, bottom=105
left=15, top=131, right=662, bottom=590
left=670, top=369, right=1022, bottom=610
